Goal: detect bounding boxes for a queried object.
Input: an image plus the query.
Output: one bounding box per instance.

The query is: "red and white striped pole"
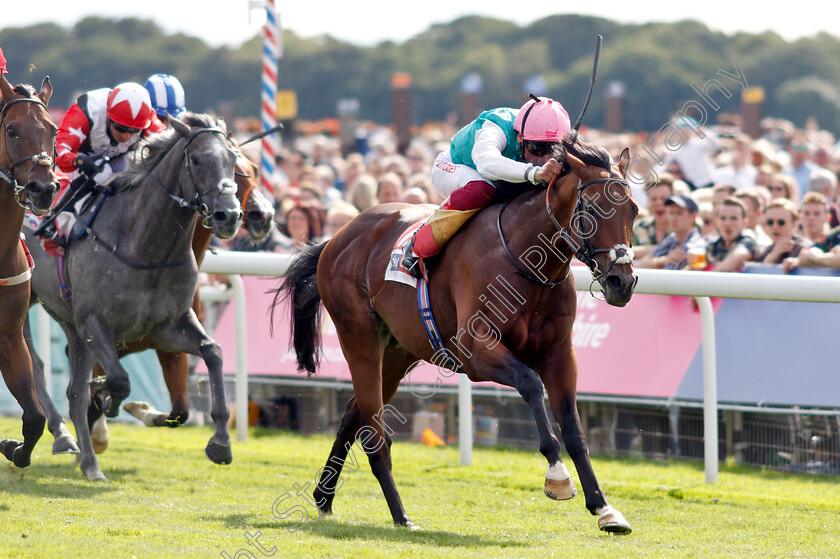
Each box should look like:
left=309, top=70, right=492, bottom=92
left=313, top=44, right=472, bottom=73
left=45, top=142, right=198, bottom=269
left=260, top=0, right=280, bottom=195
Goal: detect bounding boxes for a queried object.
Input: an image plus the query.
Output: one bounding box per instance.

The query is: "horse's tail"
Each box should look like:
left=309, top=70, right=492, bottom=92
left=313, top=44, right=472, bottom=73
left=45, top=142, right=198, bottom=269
left=270, top=242, right=328, bottom=375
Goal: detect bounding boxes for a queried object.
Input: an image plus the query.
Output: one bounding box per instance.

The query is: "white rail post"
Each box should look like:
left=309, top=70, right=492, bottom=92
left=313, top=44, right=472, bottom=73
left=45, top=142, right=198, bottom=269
left=37, top=305, right=52, bottom=397
left=459, top=373, right=473, bottom=465
left=695, top=296, right=718, bottom=483
left=228, top=274, right=249, bottom=443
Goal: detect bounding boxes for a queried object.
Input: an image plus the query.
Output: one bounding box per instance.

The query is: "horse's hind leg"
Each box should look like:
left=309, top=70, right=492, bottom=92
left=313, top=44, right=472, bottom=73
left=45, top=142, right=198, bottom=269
left=313, top=342, right=412, bottom=518
left=0, top=328, right=46, bottom=468
left=331, top=323, right=413, bottom=527
left=545, top=352, right=632, bottom=534
left=22, top=311, right=79, bottom=454
left=78, top=315, right=131, bottom=418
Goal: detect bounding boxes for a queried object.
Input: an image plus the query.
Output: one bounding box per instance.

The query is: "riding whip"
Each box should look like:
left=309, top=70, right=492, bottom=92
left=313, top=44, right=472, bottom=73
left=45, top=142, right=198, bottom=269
left=573, top=34, right=603, bottom=132
left=240, top=123, right=284, bottom=146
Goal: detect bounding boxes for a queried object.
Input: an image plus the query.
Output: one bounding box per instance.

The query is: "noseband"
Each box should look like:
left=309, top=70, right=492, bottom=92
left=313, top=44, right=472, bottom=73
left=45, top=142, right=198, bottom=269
left=498, top=174, right=633, bottom=288
left=153, top=127, right=237, bottom=227
left=0, top=97, right=55, bottom=209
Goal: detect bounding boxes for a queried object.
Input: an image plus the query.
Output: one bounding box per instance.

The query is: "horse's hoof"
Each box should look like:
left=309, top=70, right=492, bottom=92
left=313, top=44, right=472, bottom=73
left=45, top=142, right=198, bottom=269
left=102, top=396, right=122, bottom=419
left=597, top=506, right=632, bottom=534
left=317, top=507, right=332, bottom=517
left=398, top=520, right=420, bottom=531
left=84, top=469, right=107, bottom=482
left=544, top=476, right=577, bottom=500
left=205, top=441, right=232, bottom=465
left=52, top=434, right=80, bottom=455
left=91, top=416, right=109, bottom=454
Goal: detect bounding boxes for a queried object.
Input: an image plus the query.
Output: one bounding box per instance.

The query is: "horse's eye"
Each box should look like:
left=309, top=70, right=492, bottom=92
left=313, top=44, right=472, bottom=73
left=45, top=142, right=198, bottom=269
left=190, top=154, right=201, bottom=166
left=6, top=126, right=17, bottom=138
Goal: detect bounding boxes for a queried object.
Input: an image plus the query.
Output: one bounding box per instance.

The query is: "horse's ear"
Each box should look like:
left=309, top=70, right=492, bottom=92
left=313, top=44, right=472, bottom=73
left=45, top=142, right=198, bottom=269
left=566, top=152, right=585, bottom=174
left=0, top=73, right=13, bottom=102
left=617, top=148, right=630, bottom=178
left=37, top=76, right=52, bottom=106
left=216, top=118, right=228, bottom=135
left=168, top=116, right=191, bottom=139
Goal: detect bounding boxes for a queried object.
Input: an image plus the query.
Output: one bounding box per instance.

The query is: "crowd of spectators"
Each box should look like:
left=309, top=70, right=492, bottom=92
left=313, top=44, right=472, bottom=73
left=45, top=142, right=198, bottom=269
left=622, top=115, right=840, bottom=275
left=219, top=111, right=840, bottom=280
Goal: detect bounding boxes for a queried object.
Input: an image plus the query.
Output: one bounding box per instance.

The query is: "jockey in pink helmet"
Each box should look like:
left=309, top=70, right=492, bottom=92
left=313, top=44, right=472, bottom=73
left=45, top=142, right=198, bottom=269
left=403, top=95, right=570, bottom=278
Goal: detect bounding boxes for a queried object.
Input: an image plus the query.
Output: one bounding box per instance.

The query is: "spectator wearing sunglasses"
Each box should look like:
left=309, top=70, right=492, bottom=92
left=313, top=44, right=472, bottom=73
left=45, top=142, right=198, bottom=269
left=758, top=199, right=809, bottom=264
left=37, top=82, right=166, bottom=247
left=403, top=95, right=569, bottom=277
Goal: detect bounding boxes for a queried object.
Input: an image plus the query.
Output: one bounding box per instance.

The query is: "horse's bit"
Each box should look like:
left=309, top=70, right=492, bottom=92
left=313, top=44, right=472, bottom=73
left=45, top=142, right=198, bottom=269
left=0, top=97, right=54, bottom=209
left=152, top=127, right=237, bottom=227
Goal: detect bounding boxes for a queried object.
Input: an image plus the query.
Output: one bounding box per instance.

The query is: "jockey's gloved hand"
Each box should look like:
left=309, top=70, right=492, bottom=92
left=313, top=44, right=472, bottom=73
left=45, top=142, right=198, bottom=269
left=73, top=154, right=104, bottom=176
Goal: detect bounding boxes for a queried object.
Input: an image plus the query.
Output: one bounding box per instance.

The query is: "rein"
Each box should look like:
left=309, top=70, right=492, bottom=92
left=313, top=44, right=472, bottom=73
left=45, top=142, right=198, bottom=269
left=497, top=174, right=633, bottom=288
left=0, top=97, right=54, bottom=209
left=82, top=126, right=235, bottom=270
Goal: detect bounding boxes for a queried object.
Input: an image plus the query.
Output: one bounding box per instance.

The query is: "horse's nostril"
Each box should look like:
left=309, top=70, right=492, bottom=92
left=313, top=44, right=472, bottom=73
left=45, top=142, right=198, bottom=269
left=605, top=275, right=624, bottom=292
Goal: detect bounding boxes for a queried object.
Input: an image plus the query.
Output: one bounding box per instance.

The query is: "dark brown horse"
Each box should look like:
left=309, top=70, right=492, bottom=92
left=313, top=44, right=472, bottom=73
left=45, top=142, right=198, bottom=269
left=33, top=146, right=275, bottom=455
left=0, top=73, right=59, bottom=467
left=274, top=132, right=638, bottom=533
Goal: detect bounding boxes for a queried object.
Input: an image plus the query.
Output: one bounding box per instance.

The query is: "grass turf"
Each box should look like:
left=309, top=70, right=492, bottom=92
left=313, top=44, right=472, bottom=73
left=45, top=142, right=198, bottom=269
left=0, top=416, right=838, bottom=558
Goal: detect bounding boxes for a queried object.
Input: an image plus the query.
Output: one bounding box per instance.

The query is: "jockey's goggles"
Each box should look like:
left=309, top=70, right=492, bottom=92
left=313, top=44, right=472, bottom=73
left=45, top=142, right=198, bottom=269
left=111, top=121, right=142, bottom=135
left=524, top=140, right=555, bottom=157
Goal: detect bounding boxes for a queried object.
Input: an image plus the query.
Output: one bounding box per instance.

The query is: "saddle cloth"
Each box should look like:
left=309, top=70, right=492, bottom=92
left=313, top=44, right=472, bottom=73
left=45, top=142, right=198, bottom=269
left=384, top=207, right=482, bottom=287
left=384, top=220, right=423, bottom=287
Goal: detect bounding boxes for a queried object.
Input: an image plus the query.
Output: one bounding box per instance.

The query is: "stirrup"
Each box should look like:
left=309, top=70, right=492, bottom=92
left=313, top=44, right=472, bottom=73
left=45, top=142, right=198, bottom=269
left=34, top=218, right=58, bottom=240
left=402, top=236, right=423, bottom=280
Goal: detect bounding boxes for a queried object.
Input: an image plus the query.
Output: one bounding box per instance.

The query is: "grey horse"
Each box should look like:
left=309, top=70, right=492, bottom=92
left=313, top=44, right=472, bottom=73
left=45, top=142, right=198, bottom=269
left=23, top=113, right=241, bottom=480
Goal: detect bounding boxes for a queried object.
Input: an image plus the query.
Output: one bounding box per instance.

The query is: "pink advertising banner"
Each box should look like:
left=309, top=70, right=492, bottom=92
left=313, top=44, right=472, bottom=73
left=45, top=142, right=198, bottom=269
left=199, top=275, right=720, bottom=399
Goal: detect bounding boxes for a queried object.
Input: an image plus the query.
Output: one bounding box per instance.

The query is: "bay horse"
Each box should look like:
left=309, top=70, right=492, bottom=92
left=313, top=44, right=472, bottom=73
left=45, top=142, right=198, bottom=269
left=274, top=132, right=638, bottom=533
left=0, top=73, right=59, bottom=468
left=22, top=113, right=241, bottom=480
left=36, top=145, right=276, bottom=456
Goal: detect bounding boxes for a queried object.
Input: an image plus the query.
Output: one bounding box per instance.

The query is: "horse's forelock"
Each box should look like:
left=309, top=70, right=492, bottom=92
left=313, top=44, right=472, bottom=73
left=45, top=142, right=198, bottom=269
left=12, top=84, right=36, bottom=98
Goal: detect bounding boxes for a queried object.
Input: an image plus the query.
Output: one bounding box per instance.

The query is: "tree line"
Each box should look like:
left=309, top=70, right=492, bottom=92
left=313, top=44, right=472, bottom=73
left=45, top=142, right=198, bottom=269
left=2, top=15, right=840, bottom=134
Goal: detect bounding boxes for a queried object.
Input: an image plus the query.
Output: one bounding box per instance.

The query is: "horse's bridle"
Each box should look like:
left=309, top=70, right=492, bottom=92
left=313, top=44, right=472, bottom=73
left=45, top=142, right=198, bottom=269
left=545, top=176, right=634, bottom=282
left=152, top=127, right=237, bottom=227
left=498, top=173, right=634, bottom=288
left=0, top=97, right=55, bottom=209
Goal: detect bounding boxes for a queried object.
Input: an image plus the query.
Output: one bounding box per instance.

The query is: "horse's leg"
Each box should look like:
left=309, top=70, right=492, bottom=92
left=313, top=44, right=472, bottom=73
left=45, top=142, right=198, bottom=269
left=77, top=315, right=131, bottom=418
left=312, top=342, right=412, bottom=518
left=544, top=346, right=632, bottom=534
left=155, top=349, right=190, bottom=425
left=152, top=311, right=231, bottom=465
left=63, top=331, right=104, bottom=480
left=22, top=311, right=79, bottom=454
left=0, top=321, right=46, bottom=468
left=463, top=345, right=567, bottom=499
left=332, top=322, right=413, bottom=527
left=122, top=349, right=190, bottom=427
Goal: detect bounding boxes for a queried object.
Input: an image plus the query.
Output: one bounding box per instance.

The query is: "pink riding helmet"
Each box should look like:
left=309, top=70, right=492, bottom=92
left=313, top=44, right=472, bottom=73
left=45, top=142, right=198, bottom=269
left=513, top=96, right=571, bottom=142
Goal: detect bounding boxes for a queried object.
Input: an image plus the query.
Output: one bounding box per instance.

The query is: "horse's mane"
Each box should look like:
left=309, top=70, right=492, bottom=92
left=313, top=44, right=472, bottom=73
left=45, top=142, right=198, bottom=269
left=492, top=131, right=611, bottom=204
left=561, top=131, right=612, bottom=171
left=123, top=112, right=217, bottom=187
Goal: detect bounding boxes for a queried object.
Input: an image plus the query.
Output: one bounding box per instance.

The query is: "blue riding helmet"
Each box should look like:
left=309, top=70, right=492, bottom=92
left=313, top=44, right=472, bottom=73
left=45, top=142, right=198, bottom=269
left=144, top=73, right=187, bottom=119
